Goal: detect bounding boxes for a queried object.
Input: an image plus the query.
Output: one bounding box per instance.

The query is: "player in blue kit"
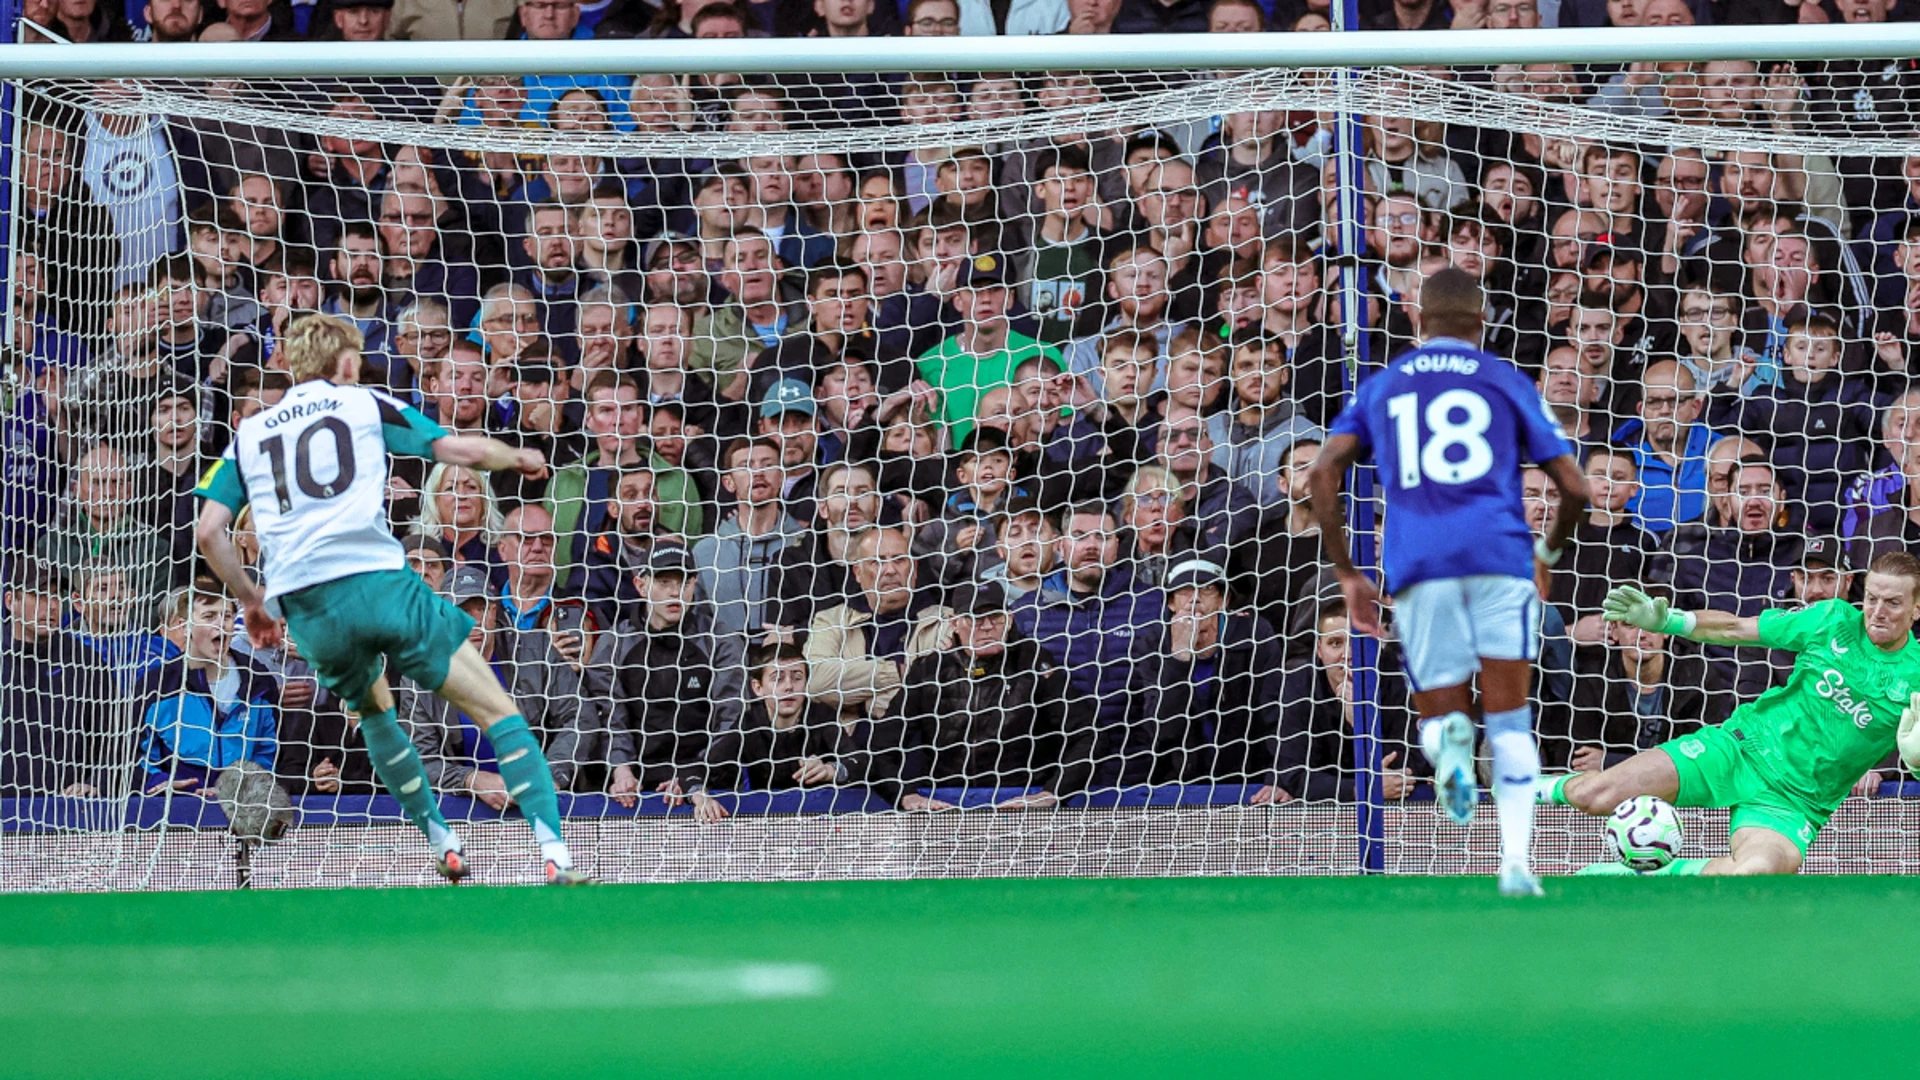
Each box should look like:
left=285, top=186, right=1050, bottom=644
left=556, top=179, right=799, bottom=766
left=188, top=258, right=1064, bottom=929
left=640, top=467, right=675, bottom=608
left=1308, top=269, right=1589, bottom=896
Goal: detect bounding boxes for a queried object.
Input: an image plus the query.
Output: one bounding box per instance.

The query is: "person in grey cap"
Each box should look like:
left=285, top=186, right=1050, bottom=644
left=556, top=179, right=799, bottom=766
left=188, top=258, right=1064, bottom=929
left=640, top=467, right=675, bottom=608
left=889, top=580, right=1084, bottom=809
left=1124, top=557, right=1286, bottom=793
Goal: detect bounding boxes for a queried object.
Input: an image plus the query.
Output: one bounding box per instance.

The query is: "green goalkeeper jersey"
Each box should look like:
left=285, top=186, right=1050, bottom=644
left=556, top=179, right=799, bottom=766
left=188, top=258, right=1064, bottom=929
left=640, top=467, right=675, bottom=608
left=1732, top=598, right=1920, bottom=815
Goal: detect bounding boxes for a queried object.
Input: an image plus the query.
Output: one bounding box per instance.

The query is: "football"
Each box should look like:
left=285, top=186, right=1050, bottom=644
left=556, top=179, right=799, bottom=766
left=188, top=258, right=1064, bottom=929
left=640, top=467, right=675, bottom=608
left=1605, top=796, right=1684, bottom=872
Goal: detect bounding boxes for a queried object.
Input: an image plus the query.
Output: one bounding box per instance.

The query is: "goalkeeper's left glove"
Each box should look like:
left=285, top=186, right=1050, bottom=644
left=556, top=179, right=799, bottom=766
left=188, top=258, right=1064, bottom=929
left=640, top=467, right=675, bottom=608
left=1897, top=692, right=1920, bottom=771
left=1601, top=585, right=1697, bottom=638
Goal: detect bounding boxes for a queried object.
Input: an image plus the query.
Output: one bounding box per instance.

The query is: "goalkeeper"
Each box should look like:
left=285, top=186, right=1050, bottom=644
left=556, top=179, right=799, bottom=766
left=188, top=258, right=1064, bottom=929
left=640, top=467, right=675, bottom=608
left=1539, top=551, right=1920, bottom=875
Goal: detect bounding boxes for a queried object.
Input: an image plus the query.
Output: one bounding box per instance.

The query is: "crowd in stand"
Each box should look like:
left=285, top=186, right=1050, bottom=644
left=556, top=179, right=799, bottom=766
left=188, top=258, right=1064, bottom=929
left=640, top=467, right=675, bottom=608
left=6, top=0, right=1920, bottom=816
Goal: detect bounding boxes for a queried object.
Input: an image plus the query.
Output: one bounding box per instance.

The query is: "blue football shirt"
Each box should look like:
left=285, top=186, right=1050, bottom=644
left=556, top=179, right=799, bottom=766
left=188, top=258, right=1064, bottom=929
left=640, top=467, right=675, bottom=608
left=1328, top=337, right=1576, bottom=592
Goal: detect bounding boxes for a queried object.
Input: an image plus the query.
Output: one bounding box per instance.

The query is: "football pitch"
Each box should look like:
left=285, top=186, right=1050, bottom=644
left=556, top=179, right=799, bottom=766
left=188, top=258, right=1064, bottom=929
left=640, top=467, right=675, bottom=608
left=2, top=875, right=1910, bottom=1078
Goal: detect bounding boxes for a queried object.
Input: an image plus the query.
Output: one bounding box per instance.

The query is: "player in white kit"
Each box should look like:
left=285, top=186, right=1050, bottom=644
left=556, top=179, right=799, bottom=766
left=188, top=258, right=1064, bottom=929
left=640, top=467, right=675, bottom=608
left=195, top=314, right=589, bottom=884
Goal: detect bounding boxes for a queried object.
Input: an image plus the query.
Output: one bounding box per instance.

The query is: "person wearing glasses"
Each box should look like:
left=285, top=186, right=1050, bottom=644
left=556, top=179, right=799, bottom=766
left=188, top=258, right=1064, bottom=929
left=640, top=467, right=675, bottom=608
left=1617, top=359, right=1725, bottom=537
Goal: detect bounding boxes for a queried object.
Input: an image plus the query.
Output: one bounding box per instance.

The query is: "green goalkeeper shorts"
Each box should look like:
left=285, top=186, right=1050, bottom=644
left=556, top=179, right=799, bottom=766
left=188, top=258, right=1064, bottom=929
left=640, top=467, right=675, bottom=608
left=1656, top=726, right=1821, bottom=855
left=277, top=568, right=475, bottom=711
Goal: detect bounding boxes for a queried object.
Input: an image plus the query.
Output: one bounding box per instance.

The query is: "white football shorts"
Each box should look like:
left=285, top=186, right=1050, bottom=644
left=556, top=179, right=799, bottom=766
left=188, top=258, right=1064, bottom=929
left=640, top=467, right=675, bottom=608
left=1392, top=574, right=1541, bottom=692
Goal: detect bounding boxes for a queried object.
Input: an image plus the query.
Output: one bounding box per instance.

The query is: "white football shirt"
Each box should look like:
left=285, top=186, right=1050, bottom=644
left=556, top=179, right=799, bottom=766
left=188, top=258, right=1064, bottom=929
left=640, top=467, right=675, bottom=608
left=197, top=379, right=447, bottom=601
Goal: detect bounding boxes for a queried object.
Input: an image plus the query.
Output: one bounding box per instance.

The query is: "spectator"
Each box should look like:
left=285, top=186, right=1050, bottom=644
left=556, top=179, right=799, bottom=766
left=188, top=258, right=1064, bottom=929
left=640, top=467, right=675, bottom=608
left=1064, top=0, right=1120, bottom=32
left=475, top=284, right=542, bottom=372
left=748, top=262, right=892, bottom=407
left=401, top=533, right=450, bottom=590
left=457, top=0, right=636, bottom=127
left=16, top=120, right=120, bottom=338
left=572, top=463, right=662, bottom=617
left=1013, top=144, right=1106, bottom=347
left=1536, top=344, right=1609, bottom=449
left=378, top=190, right=482, bottom=339
left=1115, top=465, right=1187, bottom=591
left=134, top=388, right=201, bottom=573
left=980, top=494, right=1057, bottom=603
left=393, top=0, right=515, bottom=38
left=1155, top=411, right=1266, bottom=582
left=64, top=285, right=197, bottom=455
left=913, top=427, right=1027, bottom=593
left=1128, top=558, right=1284, bottom=792
left=754, top=379, right=822, bottom=515
left=140, top=0, right=207, bottom=40
left=691, top=228, right=798, bottom=403
left=322, top=222, right=397, bottom=376
left=428, top=340, right=492, bottom=436
left=678, top=642, right=840, bottom=822
left=609, top=544, right=735, bottom=804
left=1367, top=114, right=1468, bottom=210
left=37, top=442, right=174, bottom=604
left=894, top=581, right=1082, bottom=808
left=1197, top=111, right=1317, bottom=241
left=1205, top=0, right=1262, bottom=30
left=767, top=460, right=882, bottom=637
left=1741, top=227, right=1827, bottom=389
left=1709, top=309, right=1875, bottom=533
left=1011, top=502, right=1162, bottom=787
left=206, top=0, right=299, bottom=39
left=635, top=301, right=727, bottom=437
left=805, top=523, right=947, bottom=734
left=324, top=0, right=393, bottom=40
left=1061, top=245, right=1189, bottom=387
left=1552, top=446, right=1660, bottom=648
left=1114, top=0, right=1206, bottom=31
left=8, top=247, right=92, bottom=375
left=411, top=461, right=505, bottom=583
left=0, top=562, right=113, bottom=797
left=1673, top=286, right=1753, bottom=392
left=1656, top=457, right=1799, bottom=699
left=1038, top=328, right=1154, bottom=507
left=1258, top=242, right=1345, bottom=426
left=1274, top=600, right=1418, bottom=802
left=1842, top=388, right=1920, bottom=568
left=135, top=586, right=277, bottom=798
left=550, top=371, right=704, bottom=593
left=1206, top=328, right=1328, bottom=509
left=512, top=202, right=584, bottom=360
left=917, top=253, right=1063, bottom=447
left=696, top=435, right=808, bottom=643
left=1, top=358, right=67, bottom=557
left=388, top=299, right=455, bottom=401
left=1562, top=593, right=1726, bottom=773
left=1616, top=359, right=1722, bottom=535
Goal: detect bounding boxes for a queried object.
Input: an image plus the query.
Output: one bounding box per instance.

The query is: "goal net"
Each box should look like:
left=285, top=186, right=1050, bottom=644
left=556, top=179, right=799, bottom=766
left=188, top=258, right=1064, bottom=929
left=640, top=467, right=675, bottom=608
left=7, top=47, right=1920, bottom=890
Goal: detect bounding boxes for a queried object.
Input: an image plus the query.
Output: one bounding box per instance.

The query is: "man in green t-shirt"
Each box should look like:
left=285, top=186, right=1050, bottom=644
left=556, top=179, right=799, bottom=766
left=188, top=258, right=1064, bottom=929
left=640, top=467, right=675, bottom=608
left=916, top=253, right=1063, bottom=447
left=1541, top=550, right=1920, bottom=875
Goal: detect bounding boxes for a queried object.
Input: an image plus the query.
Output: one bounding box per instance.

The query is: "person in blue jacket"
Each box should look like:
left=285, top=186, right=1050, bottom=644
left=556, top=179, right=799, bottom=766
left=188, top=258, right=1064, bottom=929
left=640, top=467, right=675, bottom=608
left=1010, top=501, right=1164, bottom=789
left=136, top=585, right=277, bottom=797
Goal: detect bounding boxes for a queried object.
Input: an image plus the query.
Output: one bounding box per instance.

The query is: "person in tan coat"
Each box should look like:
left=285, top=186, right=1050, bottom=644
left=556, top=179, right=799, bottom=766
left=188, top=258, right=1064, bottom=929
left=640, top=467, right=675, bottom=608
left=391, top=0, right=516, bottom=40
left=805, top=524, right=949, bottom=726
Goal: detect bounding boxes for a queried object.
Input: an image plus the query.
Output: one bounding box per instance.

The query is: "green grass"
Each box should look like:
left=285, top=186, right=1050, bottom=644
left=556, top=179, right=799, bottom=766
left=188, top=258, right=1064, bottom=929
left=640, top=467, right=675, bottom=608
left=2, top=875, right=1912, bottom=1079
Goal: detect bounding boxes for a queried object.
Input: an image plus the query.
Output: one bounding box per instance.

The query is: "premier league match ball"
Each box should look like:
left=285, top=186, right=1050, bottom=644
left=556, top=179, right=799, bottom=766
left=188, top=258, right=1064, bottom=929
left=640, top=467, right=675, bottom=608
left=1604, top=796, right=1684, bottom=872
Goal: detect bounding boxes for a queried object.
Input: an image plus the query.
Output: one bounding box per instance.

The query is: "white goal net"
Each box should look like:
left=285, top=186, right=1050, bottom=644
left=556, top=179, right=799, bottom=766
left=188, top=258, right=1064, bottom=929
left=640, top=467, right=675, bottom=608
left=7, top=45, right=1920, bottom=890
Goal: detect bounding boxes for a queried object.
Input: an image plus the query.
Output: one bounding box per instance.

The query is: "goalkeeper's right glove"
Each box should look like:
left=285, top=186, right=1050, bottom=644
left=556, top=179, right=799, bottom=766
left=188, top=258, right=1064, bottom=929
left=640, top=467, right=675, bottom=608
left=1898, top=692, right=1920, bottom=771
left=1601, top=585, right=1696, bottom=638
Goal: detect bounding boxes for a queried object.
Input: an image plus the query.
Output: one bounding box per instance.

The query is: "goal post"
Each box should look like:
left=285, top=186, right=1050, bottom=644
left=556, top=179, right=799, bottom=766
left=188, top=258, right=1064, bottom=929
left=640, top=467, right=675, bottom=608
left=6, top=27, right=1920, bottom=890
left=2, top=25, right=1920, bottom=76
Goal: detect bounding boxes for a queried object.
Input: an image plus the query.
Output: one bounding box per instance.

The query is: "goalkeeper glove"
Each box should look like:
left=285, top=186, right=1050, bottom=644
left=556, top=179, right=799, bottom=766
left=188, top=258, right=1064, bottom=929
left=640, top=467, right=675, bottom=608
left=1601, top=585, right=1697, bottom=638
left=1898, top=692, right=1920, bottom=772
